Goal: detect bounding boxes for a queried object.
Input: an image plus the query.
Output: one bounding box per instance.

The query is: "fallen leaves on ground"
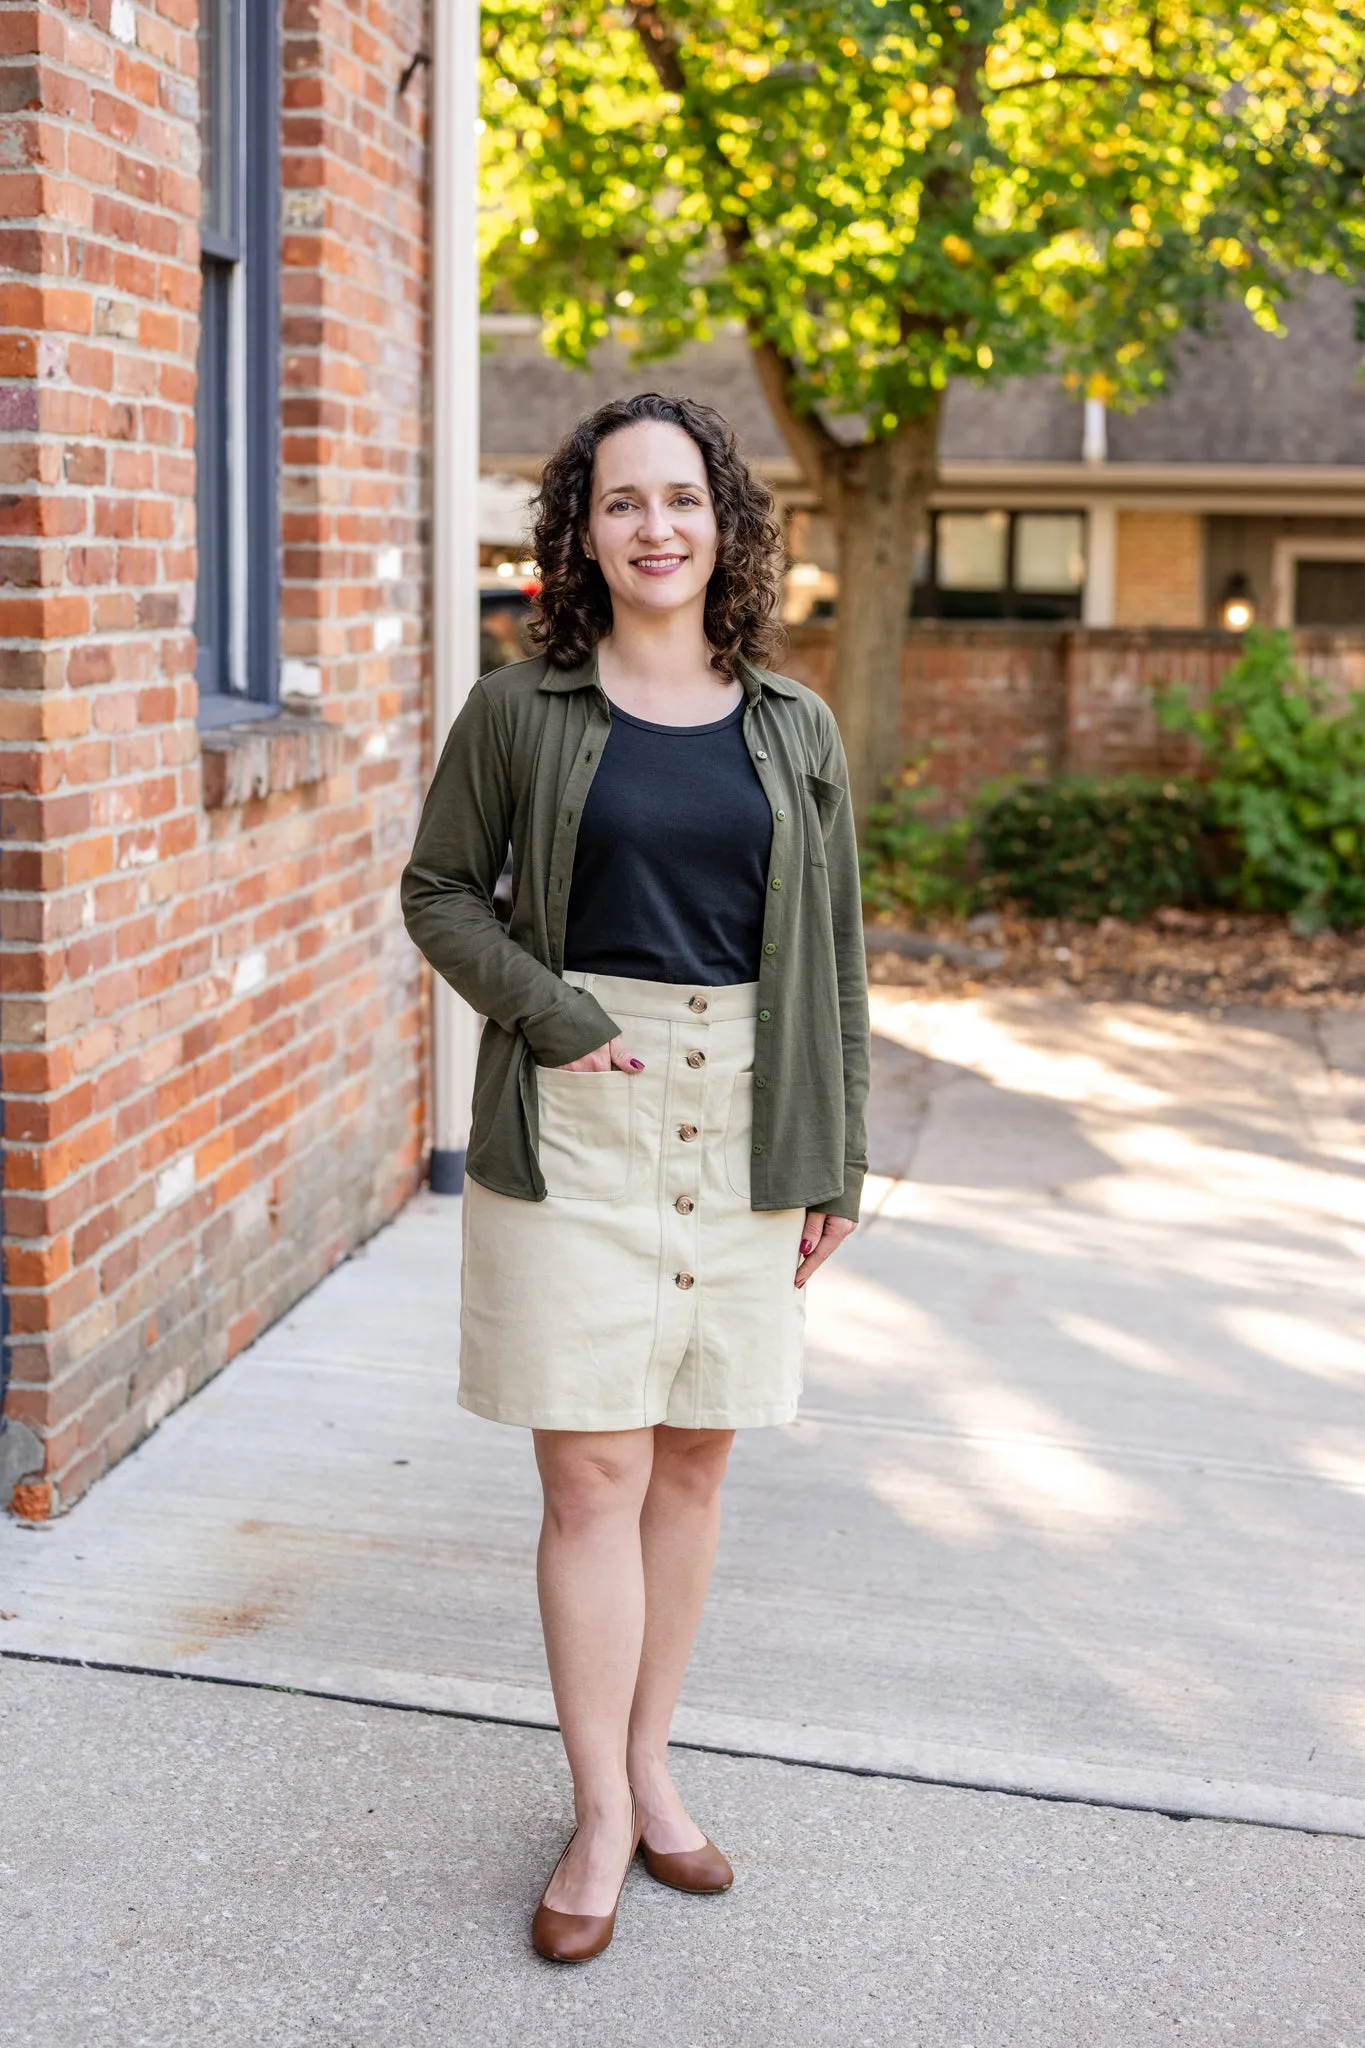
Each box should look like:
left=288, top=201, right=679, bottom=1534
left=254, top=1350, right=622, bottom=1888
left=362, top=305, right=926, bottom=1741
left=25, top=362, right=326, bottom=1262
left=865, top=910, right=1365, bottom=1011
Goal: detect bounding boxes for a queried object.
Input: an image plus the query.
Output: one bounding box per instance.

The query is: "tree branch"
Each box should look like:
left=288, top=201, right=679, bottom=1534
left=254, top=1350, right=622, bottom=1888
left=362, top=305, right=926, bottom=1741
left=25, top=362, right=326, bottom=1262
left=991, top=67, right=1210, bottom=93
left=625, top=2, right=688, bottom=96
left=745, top=332, right=842, bottom=494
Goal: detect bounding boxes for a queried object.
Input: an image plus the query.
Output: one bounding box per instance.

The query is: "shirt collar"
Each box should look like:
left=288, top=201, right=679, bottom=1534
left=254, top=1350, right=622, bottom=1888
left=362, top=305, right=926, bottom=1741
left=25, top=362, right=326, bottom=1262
left=536, top=652, right=798, bottom=699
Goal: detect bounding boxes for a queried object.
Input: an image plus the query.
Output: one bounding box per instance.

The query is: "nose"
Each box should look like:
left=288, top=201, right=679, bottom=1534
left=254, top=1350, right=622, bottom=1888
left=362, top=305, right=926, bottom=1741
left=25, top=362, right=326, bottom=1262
left=637, top=499, right=676, bottom=545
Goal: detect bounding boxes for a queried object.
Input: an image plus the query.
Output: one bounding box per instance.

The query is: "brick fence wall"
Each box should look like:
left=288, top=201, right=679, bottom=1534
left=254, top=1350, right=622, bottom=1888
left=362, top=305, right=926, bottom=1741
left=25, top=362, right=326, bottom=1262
left=782, top=622, right=1365, bottom=813
left=1, top=0, right=432, bottom=1518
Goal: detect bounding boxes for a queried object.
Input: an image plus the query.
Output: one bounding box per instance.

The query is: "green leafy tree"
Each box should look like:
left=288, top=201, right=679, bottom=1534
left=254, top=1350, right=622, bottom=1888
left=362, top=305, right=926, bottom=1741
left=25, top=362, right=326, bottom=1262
left=481, top=1, right=1364, bottom=821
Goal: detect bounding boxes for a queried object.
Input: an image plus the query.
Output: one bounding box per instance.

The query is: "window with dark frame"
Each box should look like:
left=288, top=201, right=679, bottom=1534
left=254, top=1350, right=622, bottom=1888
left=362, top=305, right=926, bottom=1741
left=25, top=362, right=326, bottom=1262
left=1293, top=558, right=1365, bottom=629
left=195, top=0, right=281, bottom=727
left=912, top=510, right=1087, bottom=622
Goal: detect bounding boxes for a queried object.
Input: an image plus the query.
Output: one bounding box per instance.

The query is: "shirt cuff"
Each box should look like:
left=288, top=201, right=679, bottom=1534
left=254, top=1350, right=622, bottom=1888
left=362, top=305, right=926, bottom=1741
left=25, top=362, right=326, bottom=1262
left=522, top=988, right=620, bottom=1067
left=823, top=1166, right=865, bottom=1224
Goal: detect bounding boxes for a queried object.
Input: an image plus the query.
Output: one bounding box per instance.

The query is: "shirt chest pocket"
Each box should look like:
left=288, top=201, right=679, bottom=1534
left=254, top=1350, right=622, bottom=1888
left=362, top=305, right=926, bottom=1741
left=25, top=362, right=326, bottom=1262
left=801, top=772, right=846, bottom=868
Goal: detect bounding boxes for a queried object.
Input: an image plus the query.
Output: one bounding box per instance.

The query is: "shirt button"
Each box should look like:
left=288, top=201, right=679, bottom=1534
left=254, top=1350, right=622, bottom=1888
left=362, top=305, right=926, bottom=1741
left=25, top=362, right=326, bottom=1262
left=755, top=749, right=768, bottom=760
left=771, top=877, right=783, bottom=890
left=675, top=1272, right=695, bottom=1290
left=758, top=1008, right=771, bottom=1022
left=674, top=1194, right=694, bottom=1215
left=755, top=1076, right=767, bottom=1089
left=679, top=1123, right=698, bottom=1142
left=685, top=1049, right=706, bottom=1069
left=764, top=942, right=777, bottom=956
left=775, top=808, right=786, bottom=821
left=751, top=1142, right=764, bottom=1156
left=688, top=995, right=708, bottom=1014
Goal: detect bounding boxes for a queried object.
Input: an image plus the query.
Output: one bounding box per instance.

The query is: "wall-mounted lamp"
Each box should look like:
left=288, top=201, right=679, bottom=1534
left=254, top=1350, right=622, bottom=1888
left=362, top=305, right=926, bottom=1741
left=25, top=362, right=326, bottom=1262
left=1220, top=573, right=1255, bottom=633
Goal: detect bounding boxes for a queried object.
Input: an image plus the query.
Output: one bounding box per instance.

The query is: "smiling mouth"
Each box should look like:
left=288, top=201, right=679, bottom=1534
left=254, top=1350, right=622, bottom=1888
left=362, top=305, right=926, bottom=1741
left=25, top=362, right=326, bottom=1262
left=631, top=555, right=688, bottom=572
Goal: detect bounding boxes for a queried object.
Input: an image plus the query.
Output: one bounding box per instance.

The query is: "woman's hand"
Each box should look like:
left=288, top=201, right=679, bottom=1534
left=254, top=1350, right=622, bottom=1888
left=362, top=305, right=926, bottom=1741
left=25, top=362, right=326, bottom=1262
left=556, top=1035, right=645, bottom=1074
left=796, top=1210, right=855, bottom=1288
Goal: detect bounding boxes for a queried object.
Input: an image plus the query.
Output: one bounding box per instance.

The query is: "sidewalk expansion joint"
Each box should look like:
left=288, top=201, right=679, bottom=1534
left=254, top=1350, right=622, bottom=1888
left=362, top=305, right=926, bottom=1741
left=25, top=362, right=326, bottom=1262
left=3, top=1647, right=1353, bottom=1841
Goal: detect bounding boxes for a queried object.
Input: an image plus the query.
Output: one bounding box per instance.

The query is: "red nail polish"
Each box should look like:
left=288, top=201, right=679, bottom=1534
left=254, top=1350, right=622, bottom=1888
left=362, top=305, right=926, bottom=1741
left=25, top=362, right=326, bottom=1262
left=630, top=1058, right=644, bottom=1070
left=800, top=1240, right=813, bottom=1256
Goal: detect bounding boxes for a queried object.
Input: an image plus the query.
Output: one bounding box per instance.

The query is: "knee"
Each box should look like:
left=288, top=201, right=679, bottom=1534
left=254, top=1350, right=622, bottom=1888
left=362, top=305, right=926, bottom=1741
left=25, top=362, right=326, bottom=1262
left=541, top=1447, right=646, bottom=1539
left=652, top=1429, right=733, bottom=1507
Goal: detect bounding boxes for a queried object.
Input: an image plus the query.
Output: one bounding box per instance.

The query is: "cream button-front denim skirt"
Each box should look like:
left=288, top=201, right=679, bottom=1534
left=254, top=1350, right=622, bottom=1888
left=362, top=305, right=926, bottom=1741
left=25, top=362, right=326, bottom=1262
left=458, top=973, right=807, bottom=1431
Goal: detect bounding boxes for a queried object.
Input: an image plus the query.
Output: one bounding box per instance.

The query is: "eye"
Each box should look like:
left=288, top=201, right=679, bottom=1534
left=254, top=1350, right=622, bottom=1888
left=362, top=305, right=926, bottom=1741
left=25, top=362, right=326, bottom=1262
left=674, top=493, right=701, bottom=507
left=606, top=497, right=635, bottom=513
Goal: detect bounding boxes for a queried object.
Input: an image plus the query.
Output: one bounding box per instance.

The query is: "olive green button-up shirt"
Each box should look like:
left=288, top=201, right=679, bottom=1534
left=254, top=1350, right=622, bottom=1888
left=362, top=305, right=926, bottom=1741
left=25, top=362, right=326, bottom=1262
left=400, top=653, right=870, bottom=1221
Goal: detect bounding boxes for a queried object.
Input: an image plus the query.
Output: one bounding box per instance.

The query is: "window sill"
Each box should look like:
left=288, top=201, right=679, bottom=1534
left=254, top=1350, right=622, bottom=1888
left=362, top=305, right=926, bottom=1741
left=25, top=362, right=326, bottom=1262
left=200, top=711, right=345, bottom=810
left=197, top=694, right=282, bottom=731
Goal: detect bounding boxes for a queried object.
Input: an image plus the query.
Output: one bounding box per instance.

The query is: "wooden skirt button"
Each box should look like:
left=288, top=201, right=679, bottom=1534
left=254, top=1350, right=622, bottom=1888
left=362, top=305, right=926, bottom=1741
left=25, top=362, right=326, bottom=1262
left=675, top=1194, right=695, bottom=1215
left=675, top=1272, right=695, bottom=1290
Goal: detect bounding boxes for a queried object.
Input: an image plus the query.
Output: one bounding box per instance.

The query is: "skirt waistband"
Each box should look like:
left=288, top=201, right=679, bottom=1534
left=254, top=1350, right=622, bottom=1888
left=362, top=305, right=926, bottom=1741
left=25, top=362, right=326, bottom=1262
left=564, top=971, right=759, bottom=1023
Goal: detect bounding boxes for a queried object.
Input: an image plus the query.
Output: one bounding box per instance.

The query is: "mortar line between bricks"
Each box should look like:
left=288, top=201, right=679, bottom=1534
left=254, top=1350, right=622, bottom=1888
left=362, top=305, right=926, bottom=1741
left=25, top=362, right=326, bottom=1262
left=3, top=1646, right=1354, bottom=1841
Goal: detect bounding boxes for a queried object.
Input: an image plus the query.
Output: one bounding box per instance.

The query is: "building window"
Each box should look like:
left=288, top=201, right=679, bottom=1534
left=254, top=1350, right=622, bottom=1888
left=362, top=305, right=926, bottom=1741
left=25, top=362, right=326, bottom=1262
left=1293, top=559, right=1365, bottom=628
left=195, top=0, right=280, bottom=727
left=913, top=510, right=1086, bottom=621
left=1269, top=538, right=1365, bottom=630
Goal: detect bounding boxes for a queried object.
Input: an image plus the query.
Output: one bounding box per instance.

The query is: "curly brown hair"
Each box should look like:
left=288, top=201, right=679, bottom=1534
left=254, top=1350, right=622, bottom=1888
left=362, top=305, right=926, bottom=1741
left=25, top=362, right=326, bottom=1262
left=526, top=392, right=786, bottom=679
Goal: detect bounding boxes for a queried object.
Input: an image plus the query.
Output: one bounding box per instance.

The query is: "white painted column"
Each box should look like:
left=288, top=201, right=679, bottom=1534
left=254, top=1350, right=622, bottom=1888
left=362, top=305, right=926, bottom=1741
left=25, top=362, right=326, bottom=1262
left=429, top=0, right=482, bottom=1194
left=1083, top=501, right=1117, bottom=628
left=1082, top=395, right=1108, bottom=465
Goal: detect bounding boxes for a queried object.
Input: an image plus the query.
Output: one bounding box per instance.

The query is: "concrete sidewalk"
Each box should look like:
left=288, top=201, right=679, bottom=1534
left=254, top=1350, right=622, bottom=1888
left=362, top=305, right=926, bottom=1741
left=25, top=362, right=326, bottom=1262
left=5, top=1657, right=1365, bottom=2048
left=4, top=990, right=1365, bottom=2040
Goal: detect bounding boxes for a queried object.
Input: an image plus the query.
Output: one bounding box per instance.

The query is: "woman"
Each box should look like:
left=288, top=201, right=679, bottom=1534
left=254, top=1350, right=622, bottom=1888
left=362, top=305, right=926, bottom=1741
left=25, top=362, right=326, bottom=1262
left=402, top=393, right=869, bottom=1963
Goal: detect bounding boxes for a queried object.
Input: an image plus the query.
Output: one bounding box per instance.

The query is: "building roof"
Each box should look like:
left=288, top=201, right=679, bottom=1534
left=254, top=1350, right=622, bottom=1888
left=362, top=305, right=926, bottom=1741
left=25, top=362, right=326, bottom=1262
left=481, top=276, right=1365, bottom=474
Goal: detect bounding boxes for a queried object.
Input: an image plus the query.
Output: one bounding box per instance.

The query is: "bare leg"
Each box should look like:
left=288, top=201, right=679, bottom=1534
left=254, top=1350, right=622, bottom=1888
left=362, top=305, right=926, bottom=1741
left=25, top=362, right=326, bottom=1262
left=627, top=1425, right=734, bottom=1851
left=533, top=1427, right=654, bottom=1915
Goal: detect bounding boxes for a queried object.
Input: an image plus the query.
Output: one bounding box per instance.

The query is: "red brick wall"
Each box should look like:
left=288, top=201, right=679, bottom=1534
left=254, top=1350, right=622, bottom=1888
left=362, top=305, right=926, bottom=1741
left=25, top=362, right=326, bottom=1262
left=782, top=622, right=1365, bottom=813
left=783, top=623, right=1069, bottom=809
left=1, top=0, right=432, bottom=1517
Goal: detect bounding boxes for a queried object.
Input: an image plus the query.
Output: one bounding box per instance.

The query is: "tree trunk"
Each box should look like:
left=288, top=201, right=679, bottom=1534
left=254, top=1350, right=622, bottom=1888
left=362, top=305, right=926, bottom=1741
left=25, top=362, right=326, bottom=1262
left=824, top=411, right=939, bottom=831
left=745, top=339, right=940, bottom=830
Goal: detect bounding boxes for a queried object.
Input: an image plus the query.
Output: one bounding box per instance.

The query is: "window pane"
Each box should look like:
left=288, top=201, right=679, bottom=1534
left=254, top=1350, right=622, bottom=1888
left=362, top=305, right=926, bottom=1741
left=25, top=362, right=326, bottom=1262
left=198, top=0, right=234, bottom=238
left=1294, top=559, right=1365, bottom=628
left=1015, top=513, right=1086, bottom=592
left=937, top=511, right=1008, bottom=590
left=195, top=258, right=235, bottom=692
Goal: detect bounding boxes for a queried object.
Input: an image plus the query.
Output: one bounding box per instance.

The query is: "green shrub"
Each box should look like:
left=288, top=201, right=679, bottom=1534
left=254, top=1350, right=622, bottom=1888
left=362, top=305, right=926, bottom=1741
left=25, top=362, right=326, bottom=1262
left=860, top=767, right=977, bottom=919
left=1158, top=629, right=1365, bottom=931
left=976, top=777, right=1216, bottom=923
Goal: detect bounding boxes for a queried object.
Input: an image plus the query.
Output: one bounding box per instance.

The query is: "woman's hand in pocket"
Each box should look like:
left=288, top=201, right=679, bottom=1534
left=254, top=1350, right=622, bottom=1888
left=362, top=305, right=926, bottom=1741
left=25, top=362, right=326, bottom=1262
left=556, top=1036, right=645, bottom=1074
left=795, top=1210, right=855, bottom=1287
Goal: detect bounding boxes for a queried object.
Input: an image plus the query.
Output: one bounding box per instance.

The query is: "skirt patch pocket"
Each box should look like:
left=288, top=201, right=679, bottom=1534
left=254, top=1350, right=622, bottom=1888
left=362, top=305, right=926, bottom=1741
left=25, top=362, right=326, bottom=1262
left=535, top=1068, right=635, bottom=1201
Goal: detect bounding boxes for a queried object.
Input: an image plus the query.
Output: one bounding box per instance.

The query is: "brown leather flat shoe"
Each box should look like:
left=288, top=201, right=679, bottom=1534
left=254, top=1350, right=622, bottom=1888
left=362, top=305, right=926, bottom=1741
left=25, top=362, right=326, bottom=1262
left=639, top=1834, right=734, bottom=1894
left=531, top=1796, right=642, bottom=1964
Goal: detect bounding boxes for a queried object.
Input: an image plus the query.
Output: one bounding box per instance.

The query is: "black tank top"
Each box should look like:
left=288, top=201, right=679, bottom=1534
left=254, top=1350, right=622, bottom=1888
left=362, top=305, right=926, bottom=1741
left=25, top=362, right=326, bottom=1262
left=563, top=697, right=773, bottom=986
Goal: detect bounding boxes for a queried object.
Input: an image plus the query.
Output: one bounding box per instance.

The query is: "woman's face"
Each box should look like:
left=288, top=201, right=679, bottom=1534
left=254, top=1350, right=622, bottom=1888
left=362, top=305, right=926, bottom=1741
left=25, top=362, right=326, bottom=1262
left=585, top=421, right=719, bottom=624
